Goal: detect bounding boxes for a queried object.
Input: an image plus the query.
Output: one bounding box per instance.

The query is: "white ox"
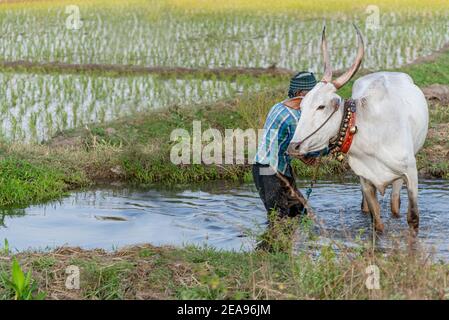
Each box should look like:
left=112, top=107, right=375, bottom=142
left=287, top=27, right=428, bottom=233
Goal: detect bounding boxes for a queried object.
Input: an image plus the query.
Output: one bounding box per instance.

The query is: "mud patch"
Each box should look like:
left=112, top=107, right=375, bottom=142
left=423, top=84, right=449, bottom=104
left=47, top=134, right=83, bottom=148
left=419, top=123, right=449, bottom=178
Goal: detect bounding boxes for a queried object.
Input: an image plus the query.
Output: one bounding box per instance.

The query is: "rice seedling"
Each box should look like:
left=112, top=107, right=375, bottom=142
left=0, top=0, right=447, bottom=143
left=0, top=1, right=447, bottom=71
left=0, top=71, right=283, bottom=142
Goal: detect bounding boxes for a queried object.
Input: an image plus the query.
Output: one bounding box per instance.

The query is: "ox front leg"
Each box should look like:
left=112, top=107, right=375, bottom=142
left=361, top=193, right=370, bottom=214
left=360, top=177, right=370, bottom=214
left=390, top=179, right=403, bottom=218
left=405, top=167, right=419, bottom=235
left=360, top=177, right=384, bottom=233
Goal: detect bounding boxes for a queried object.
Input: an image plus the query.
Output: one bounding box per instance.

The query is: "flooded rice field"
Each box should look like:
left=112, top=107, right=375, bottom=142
left=1, top=179, right=448, bottom=259
left=1, top=3, right=448, bottom=142
left=0, top=73, right=274, bottom=142
left=1, top=6, right=448, bottom=71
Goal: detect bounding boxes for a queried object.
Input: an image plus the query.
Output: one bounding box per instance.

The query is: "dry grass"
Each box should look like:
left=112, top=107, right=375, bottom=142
left=1, top=235, right=449, bottom=300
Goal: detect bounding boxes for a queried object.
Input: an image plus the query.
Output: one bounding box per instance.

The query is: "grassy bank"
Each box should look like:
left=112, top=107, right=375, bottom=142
left=1, top=240, right=448, bottom=300
left=0, top=48, right=448, bottom=208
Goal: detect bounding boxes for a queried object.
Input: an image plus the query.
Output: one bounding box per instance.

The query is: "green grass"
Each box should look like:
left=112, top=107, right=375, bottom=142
left=0, top=158, right=69, bottom=208
left=75, top=259, right=134, bottom=299
left=0, top=257, right=46, bottom=300
left=398, top=50, right=449, bottom=86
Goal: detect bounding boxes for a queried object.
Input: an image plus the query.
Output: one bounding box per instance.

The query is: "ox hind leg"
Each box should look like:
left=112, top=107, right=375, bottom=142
left=404, top=165, right=419, bottom=235
left=390, top=179, right=403, bottom=218
left=360, top=177, right=384, bottom=233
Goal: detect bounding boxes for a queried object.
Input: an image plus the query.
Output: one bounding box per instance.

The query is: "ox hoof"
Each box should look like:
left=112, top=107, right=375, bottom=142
left=374, top=222, right=385, bottom=234
left=407, top=216, right=419, bottom=233
left=390, top=197, right=401, bottom=218
left=361, top=203, right=370, bottom=214
left=409, top=226, right=419, bottom=238
left=391, top=210, right=400, bottom=219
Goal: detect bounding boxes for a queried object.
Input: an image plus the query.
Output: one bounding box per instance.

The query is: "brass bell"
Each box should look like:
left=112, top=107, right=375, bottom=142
left=336, top=153, right=345, bottom=162
left=349, top=126, right=358, bottom=134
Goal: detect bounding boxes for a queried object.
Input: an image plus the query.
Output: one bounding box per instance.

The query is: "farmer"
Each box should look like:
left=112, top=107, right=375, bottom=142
left=253, top=71, right=318, bottom=224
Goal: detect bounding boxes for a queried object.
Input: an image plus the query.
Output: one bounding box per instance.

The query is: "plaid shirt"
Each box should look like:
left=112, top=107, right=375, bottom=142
left=254, top=102, right=301, bottom=177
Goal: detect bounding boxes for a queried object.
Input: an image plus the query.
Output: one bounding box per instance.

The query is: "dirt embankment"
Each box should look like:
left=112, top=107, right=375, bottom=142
left=1, top=42, right=448, bottom=78
left=422, top=122, right=449, bottom=165
left=404, top=43, right=449, bottom=67
left=2, top=241, right=449, bottom=300
left=1, top=245, right=179, bottom=300
left=423, top=84, right=449, bottom=105
left=0, top=60, right=295, bottom=77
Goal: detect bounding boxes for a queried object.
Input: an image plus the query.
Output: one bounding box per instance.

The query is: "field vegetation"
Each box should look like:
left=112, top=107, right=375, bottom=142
left=0, top=0, right=448, bottom=300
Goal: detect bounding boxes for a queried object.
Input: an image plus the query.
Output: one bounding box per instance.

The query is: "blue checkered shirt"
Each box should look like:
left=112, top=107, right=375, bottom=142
left=254, top=102, right=301, bottom=177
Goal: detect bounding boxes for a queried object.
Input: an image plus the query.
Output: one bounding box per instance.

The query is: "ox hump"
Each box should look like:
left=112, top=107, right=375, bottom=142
left=352, top=72, right=414, bottom=101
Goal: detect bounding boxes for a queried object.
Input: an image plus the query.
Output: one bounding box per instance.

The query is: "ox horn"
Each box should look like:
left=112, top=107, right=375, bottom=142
left=332, top=24, right=365, bottom=89
left=321, top=26, right=332, bottom=83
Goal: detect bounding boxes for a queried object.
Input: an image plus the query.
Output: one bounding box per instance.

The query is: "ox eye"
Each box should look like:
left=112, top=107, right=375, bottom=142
left=317, top=105, right=325, bottom=110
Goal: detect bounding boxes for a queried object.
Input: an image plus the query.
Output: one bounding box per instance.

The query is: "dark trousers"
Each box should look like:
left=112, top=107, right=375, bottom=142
left=252, top=163, right=305, bottom=219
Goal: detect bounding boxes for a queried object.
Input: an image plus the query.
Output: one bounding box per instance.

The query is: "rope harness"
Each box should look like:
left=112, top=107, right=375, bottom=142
left=295, top=102, right=340, bottom=148
left=300, top=153, right=323, bottom=215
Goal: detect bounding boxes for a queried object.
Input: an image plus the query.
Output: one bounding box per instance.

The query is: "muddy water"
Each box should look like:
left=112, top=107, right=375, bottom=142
left=0, top=180, right=448, bottom=258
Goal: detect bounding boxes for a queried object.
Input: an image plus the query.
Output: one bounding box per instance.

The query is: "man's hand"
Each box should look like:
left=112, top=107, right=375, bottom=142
left=299, top=156, right=319, bottom=166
